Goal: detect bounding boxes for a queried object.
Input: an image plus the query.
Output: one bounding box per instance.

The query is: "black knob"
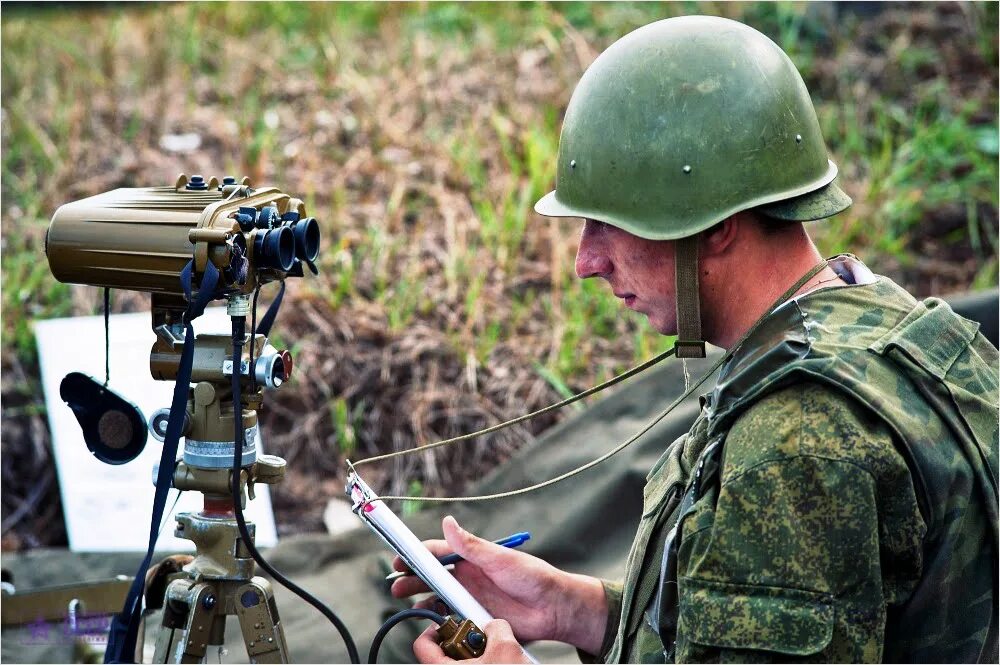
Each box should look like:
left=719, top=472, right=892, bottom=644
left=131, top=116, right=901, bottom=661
left=185, top=175, right=208, bottom=191
left=236, top=206, right=257, bottom=231
left=202, top=595, right=217, bottom=610
left=222, top=176, right=237, bottom=186
left=466, top=631, right=485, bottom=650
left=256, top=205, right=279, bottom=229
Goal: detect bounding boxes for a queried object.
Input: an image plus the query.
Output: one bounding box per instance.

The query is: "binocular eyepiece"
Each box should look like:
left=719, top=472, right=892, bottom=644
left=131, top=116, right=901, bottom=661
left=239, top=205, right=320, bottom=274
left=254, top=225, right=296, bottom=272
left=288, top=216, right=321, bottom=264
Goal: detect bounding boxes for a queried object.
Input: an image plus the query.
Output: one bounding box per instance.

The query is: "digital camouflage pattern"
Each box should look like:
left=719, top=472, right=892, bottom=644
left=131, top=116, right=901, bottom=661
left=593, top=256, right=999, bottom=663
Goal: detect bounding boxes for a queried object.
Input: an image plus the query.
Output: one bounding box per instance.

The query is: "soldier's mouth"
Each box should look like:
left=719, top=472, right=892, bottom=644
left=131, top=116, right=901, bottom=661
left=614, top=292, right=637, bottom=308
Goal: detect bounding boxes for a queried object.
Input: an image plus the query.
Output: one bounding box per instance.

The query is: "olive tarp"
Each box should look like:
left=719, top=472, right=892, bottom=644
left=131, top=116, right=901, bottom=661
left=2, top=290, right=996, bottom=664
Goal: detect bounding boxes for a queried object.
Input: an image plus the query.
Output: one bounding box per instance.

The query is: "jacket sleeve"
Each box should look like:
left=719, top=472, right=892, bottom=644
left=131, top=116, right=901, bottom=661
left=675, top=384, right=925, bottom=663
left=577, top=580, right=623, bottom=664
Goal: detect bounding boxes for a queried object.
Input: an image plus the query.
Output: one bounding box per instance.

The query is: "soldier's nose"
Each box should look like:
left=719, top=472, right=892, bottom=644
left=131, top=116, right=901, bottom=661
left=576, top=223, right=613, bottom=279
left=576, top=244, right=613, bottom=279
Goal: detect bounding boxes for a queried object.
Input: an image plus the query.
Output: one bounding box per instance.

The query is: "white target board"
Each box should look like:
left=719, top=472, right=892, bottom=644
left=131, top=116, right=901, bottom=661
left=35, top=308, right=278, bottom=552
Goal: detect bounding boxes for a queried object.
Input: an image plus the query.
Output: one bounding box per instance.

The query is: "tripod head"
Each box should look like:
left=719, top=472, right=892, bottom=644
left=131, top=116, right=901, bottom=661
left=147, top=319, right=289, bottom=506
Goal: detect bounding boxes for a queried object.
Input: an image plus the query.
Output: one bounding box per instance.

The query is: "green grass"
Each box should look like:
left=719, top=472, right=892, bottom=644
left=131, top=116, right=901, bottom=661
left=402, top=479, right=426, bottom=517
left=1, top=1, right=997, bottom=388
left=882, top=106, right=999, bottom=237
left=2, top=225, right=74, bottom=360
left=330, top=397, right=366, bottom=456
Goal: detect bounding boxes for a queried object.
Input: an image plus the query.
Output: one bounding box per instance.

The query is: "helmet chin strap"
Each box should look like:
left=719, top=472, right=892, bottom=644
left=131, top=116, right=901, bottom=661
left=673, top=234, right=707, bottom=359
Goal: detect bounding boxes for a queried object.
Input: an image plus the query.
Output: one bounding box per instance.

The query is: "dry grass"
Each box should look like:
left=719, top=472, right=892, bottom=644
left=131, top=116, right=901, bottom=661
left=1, top=2, right=996, bottom=547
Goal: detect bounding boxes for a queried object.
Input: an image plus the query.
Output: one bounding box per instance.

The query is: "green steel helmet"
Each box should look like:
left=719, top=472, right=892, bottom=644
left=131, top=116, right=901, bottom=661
left=534, top=15, right=851, bottom=239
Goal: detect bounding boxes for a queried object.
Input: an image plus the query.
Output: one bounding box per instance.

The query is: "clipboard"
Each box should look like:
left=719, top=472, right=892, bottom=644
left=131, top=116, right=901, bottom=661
left=346, top=471, right=493, bottom=627
left=347, top=470, right=540, bottom=663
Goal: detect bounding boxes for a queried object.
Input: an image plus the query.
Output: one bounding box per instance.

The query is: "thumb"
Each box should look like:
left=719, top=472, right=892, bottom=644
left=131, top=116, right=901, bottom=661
left=483, top=618, right=516, bottom=640
left=481, top=619, right=532, bottom=663
left=441, top=516, right=511, bottom=568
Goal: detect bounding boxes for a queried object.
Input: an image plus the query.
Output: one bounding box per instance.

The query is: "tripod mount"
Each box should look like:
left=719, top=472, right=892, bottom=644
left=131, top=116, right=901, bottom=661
left=147, top=296, right=292, bottom=664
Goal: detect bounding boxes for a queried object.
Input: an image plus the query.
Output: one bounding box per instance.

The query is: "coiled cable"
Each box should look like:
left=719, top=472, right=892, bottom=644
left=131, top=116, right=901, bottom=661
left=369, top=608, right=448, bottom=664
left=231, top=315, right=360, bottom=663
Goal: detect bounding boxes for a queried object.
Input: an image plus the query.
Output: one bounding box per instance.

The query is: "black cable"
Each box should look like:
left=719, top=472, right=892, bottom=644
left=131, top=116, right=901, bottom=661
left=249, top=286, right=261, bottom=393
left=368, top=608, right=447, bottom=664
left=231, top=316, right=361, bottom=663
left=103, top=287, right=111, bottom=386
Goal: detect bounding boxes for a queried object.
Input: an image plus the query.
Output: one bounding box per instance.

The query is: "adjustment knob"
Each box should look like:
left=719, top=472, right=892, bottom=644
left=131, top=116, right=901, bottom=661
left=253, top=454, right=287, bottom=485
left=255, top=205, right=279, bottom=229
left=185, top=174, right=209, bottom=191
left=236, top=206, right=257, bottom=231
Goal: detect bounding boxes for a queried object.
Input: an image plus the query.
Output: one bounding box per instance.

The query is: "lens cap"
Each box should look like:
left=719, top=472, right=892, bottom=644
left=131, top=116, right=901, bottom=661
left=59, top=372, right=148, bottom=465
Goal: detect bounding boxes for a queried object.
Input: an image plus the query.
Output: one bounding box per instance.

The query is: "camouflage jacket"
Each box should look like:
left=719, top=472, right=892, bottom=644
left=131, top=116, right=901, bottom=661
left=592, top=256, right=999, bottom=663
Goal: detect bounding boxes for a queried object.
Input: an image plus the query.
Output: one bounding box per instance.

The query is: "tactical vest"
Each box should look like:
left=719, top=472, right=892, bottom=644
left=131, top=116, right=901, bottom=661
left=695, top=274, right=999, bottom=662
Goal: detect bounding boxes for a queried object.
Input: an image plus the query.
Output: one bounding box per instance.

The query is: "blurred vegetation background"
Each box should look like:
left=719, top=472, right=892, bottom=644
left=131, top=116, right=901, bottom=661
left=2, top=2, right=997, bottom=549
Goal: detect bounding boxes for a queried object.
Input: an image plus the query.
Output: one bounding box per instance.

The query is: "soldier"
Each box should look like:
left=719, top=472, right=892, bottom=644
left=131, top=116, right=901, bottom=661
left=393, top=15, right=999, bottom=663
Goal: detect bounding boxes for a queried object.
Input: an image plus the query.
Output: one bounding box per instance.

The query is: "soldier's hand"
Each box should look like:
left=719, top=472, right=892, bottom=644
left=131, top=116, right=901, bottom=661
left=412, top=619, right=531, bottom=664
left=391, top=515, right=607, bottom=652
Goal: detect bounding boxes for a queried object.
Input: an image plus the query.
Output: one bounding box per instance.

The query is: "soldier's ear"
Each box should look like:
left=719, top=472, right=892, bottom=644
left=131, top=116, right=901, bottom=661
left=700, top=214, right=743, bottom=257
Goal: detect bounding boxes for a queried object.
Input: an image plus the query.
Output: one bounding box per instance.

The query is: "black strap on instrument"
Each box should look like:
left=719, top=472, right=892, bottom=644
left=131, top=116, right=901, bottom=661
left=255, top=280, right=285, bottom=338
left=104, top=260, right=220, bottom=664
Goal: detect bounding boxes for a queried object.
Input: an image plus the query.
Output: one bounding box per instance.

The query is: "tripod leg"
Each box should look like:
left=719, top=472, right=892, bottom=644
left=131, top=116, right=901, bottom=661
left=152, top=580, right=186, bottom=663
left=235, top=578, right=289, bottom=664
left=151, top=580, right=218, bottom=664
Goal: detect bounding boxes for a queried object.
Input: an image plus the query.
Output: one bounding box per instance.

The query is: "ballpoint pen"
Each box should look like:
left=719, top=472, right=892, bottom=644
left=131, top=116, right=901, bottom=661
left=385, top=532, right=531, bottom=582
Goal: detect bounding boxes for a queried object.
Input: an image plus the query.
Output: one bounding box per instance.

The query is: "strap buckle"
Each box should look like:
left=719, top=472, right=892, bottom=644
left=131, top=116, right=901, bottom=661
left=673, top=340, right=706, bottom=359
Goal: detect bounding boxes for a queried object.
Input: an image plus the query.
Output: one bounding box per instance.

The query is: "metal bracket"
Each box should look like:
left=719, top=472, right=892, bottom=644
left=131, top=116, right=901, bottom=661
left=154, top=324, right=186, bottom=350
left=222, top=360, right=250, bottom=377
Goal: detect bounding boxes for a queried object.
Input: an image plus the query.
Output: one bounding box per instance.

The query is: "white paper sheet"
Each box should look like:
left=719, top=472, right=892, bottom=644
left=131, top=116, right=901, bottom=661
left=35, top=308, right=278, bottom=552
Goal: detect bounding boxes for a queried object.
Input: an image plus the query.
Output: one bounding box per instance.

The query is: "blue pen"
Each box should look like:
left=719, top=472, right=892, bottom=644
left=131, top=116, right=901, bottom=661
left=385, top=532, right=531, bottom=581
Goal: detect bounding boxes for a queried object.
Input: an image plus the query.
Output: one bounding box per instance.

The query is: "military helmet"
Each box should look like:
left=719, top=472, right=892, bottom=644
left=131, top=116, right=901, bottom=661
left=534, top=15, right=851, bottom=238
left=534, top=15, right=850, bottom=357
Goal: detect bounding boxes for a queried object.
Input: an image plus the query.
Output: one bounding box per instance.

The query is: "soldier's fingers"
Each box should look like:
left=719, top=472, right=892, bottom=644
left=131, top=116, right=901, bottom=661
left=413, top=624, right=455, bottom=664
left=413, top=597, right=435, bottom=610
left=391, top=576, right=431, bottom=598
left=482, top=619, right=516, bottom=640
left=412, top=596, right=449, bottom=615
left=391, top=540, right=452, bottom=572
left=391, top=555, right=408, bottom=573
left=481, top=619, right=532, bottom=663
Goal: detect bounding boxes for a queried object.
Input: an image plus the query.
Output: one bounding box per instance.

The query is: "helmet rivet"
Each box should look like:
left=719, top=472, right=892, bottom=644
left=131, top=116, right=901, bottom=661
left=795, top=134, right=802, bottom=143
left=570, top=159, right=577, bottom=169
left=682, top=165, right=692, bottom=174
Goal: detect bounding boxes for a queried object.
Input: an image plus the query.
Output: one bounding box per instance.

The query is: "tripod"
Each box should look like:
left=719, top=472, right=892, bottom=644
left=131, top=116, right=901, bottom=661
left=145, top=329, right=292, bottom=664
left=150, top=469, right=289, bottom=664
